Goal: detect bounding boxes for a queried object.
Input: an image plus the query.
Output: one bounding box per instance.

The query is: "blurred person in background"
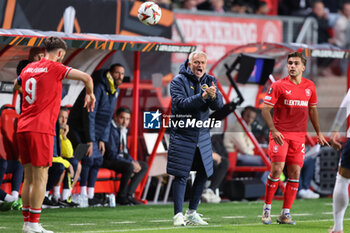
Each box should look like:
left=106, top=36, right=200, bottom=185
left=182, top=0, right=199, bottom=11
left=255, top=1, right=270, bottom=15
left=330, top=1, right=350, bottom=49
left=103, top=107, right=148, bottom=205
left=197, top=0, right=226, bottom=12
left=68, top=63, right=124, bottom=206
left=224, top=106, right=265, bottom=167
left=278, top=0, right=311, bottom=16
left=329, top=1, right=350, bottom=75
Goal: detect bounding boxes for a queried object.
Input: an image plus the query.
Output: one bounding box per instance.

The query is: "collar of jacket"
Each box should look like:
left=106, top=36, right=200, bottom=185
left=111, top=119, right=128, bottom=134
left=106, top=72, right=117, bottom=94
left=94, top=69, right=114, bottom=95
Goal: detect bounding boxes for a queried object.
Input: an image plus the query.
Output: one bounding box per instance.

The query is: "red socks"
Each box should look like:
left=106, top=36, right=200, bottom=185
left=29, top=208, right=41, bottom=223
left=264, top=175, right=280, bottom=204
left=22, top=206, right=30, bottom=223
left=282, top=179, right=299, bottom=209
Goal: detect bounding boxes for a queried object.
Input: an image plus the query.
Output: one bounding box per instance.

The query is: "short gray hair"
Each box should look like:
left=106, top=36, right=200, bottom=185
left=188, top=51, right=207, bottom=63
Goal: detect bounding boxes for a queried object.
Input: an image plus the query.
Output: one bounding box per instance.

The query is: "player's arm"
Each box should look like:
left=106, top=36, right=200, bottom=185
left=309, top=105, right=329, bottom=146
left=66, top=68, right=95, bottom=112
left=329, top=89, right=350, bottom=150
left=14, top=76, right=22, bottom=93
left=261, top=103, right=284, bottom=146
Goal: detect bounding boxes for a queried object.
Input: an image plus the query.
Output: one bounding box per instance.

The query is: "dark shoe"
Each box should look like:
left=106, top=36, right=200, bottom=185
left=88, top=197, right=102, bottom=207
left=42, top=197, right=60, bottom=209
left=61, top=199, right=79, bottom=207
left=116, top=196, right=132, bottom=206
left=127, top=195, right=143, bottom=205
left=52, top=198, right=69, bottom=208
left=0, top=201, right=13, bottom=211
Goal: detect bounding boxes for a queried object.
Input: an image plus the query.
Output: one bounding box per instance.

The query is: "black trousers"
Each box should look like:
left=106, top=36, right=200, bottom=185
left=102, top=159, right=148, bottom=198
left=209, top=156, right=229, bottom=190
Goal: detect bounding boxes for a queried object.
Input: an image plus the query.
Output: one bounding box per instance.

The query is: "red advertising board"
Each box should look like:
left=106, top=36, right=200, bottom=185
left=172, top=13, right=283, bottom=64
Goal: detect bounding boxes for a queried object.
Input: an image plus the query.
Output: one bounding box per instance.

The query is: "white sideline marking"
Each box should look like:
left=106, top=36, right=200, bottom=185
left=0, top=227, right=7, bottom=229
left=324, top=203, right=333, bottom=206
left=82, top=225, right=222, bottom=232
left=110, top=221, right=136, bottom=224
left=69, top=223, right=96, bottom=226
left=77, top=218, right=350, bottom=232
left=322, top=212, right=333, bottom=215
left=222, top=216, right=245, bottom=219
left=149, top=220, right=172, bottom=223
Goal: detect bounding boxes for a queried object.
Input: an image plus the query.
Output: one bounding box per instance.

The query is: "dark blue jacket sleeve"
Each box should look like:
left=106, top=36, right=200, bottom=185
left=170, top=77, right=207, bottom=111
left=88, top=84, right=103, bottom=142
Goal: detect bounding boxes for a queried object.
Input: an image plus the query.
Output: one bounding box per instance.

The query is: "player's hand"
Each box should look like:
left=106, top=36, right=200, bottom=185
left=132, top=161, right=141, bottom=173
left=86, top=142, right=93, bottom=157
left=62, top=124, right=69, bottom=140
left=205, top=81, right=217, bottom=99
left=99, top=141, right=105, bottom=156
left=84, top=93, right=96, bottom=112
left=212, top=152, right=222, bottom=164
left=317, top=133, right=330, bottom=147
left=68, top=164, right=74, bottom=178
left=271, top=130, right=284, bottom=146
left=330, top=131, right=342, bottom=150
left=202, top=90, right=209, bottom=100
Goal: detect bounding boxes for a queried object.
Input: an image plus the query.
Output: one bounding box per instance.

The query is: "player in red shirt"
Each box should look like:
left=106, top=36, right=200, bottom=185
left=16, top=37, right=95, bottom=233
left=261, top=52, right=329, bottom=225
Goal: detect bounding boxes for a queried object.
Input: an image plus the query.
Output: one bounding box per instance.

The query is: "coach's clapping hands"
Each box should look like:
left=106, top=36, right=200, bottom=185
left=202, top=82, right=217, bottom=100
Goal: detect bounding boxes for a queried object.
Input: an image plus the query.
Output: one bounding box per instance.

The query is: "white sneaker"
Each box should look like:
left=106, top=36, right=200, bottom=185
left=185, top=211, right=208, bottom=225
left=23, top=223, right=53, bottom=233
left=201, top=189, right=221, bottom=204
left=173, top=212, right=186, bottom=226
left=299, top=189, right=319, bottom=199
left=305, top=189, right=320, bottom=199
left=22, top=223, right=29, bottom=233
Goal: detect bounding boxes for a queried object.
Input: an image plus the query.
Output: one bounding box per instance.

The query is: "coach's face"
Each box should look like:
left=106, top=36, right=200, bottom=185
left=111, top=66, right=125, bottom=87
left=115, top=112, right=131, bottom=128
left=188, top=54, right=207, bottom=79
left=287, top=57, right=305, bottom=78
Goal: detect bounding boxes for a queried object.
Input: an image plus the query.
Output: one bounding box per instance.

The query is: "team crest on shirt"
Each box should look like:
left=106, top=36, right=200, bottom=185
left=201, top=84, right=208, bottom=91
left=268, top=87, right=273, bottom=94
left=305, top=89, right=311, bottom=97
left=285, top=90, right=291, bottom=95
left=273, top=145, right=279, bottom=153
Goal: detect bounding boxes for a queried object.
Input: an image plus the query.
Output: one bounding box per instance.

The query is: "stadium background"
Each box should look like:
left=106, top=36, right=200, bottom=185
left=0, top=0, right=349, bottom=232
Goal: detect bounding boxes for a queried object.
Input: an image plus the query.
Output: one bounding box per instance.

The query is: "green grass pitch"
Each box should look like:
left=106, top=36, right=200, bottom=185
left=0, top=198, right=349, bottom=232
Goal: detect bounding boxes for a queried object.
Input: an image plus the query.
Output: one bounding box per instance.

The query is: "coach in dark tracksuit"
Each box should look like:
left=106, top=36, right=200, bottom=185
left=68, top=63, right=124, bottom=205
left=167, top=51, right=223, bottom=225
